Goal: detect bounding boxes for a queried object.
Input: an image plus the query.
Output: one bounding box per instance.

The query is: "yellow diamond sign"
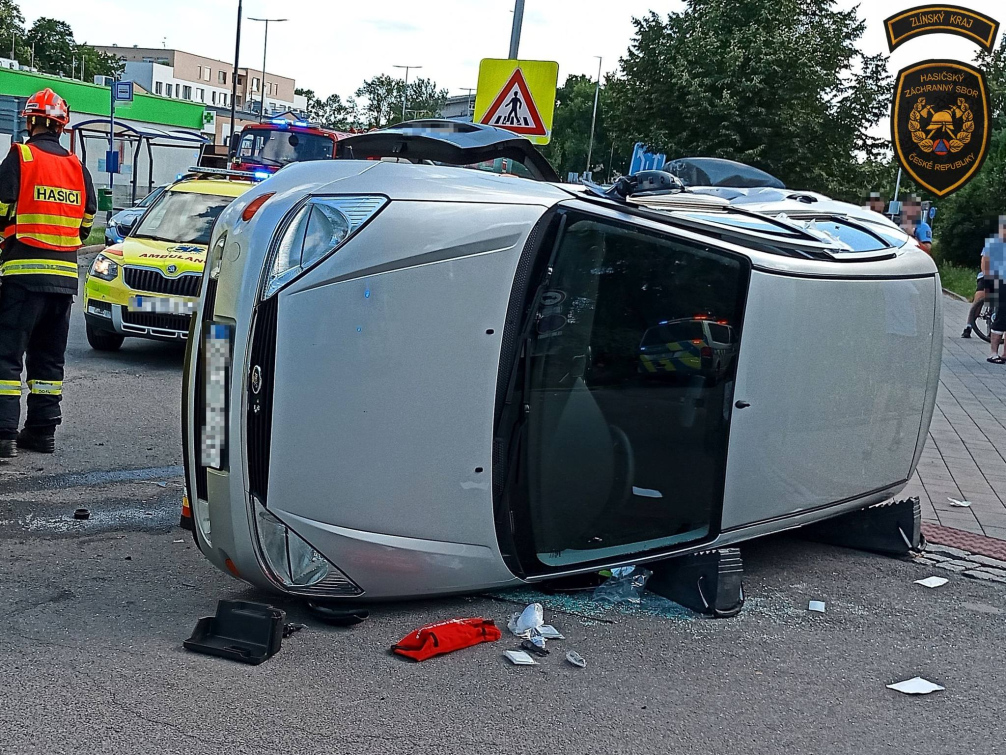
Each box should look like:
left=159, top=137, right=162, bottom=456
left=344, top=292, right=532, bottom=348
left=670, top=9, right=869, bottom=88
left=474, top=58, right=558, bottom=145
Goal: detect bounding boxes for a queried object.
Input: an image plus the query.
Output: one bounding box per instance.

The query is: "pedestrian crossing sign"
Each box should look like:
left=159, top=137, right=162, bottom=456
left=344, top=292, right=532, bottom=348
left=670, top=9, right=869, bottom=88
left=475, top=58, right=558, bottom=145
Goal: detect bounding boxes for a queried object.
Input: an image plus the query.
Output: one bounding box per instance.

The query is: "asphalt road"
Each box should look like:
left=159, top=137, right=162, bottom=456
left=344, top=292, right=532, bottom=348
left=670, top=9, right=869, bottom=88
left=1, top=286, right=1005, bottom=754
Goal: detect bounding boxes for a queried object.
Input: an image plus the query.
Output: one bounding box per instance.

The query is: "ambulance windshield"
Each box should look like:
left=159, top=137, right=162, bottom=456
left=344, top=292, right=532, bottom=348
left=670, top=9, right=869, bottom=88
left=132, top=190, right=234, bottom=246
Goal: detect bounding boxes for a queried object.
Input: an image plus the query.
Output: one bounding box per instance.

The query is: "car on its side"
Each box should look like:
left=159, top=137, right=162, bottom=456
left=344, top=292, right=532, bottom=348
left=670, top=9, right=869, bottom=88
left=104, top=185, right=167, bottom=246
left=182, top=121, right=941, bottom=601
left=84, top=170, right=257, bottom=351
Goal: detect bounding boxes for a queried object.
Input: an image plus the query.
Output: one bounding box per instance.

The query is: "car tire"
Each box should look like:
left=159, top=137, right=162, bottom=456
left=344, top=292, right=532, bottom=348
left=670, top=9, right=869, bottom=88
left=86, top=323, right=124, bottom=351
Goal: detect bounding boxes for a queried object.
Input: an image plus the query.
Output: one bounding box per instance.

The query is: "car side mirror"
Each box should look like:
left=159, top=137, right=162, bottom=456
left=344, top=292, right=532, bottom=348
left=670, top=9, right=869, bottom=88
left=118, top=219, right=136, bottom=236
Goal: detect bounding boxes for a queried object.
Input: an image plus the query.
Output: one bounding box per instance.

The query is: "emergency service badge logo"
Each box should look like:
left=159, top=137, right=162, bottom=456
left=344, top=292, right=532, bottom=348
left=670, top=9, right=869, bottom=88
left=892, top=59, right=990, bottom=197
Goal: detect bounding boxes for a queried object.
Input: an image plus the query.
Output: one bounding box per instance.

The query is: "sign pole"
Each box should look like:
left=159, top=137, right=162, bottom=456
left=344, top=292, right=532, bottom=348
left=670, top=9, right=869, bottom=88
left=508, top=0, right=524, bottom=59
left=586, top=56, right=602, bottom=174
left=108, top=82, right=115, bottom=221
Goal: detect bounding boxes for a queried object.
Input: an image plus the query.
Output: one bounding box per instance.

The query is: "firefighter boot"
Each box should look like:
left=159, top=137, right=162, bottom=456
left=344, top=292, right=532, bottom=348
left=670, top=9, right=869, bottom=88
left=0, top=439, right=15, bottom=458
left=17, top=428, right=54, bottom=454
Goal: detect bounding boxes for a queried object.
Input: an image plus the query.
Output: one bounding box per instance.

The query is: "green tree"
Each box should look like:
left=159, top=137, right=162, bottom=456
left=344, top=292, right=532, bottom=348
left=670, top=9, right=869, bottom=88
left=354, top=74, right=447, bottom=128
left=0, top=0, right=26, bottom=61
left=542, top=74, right=630, bottom=181
left=22, top=16, right=120, bottom=78
left=606, top=0, right=891, bottom=200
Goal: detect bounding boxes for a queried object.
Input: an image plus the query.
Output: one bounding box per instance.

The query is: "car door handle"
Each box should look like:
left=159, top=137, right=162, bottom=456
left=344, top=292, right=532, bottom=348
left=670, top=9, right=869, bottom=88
left=734, top=401, right=750, bottom=409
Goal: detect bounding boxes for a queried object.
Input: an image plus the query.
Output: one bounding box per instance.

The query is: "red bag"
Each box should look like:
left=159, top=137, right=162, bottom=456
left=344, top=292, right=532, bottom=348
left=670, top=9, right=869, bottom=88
left=392, top=618, right=502, bottom=661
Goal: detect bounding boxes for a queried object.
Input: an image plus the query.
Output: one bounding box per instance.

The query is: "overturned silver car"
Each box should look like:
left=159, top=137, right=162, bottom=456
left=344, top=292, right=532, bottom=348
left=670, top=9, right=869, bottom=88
left=182, top=122, right=941, bottom=600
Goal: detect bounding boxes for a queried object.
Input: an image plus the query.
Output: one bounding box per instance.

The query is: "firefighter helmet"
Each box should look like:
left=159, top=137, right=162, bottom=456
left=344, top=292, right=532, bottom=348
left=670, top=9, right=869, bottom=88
left=22, top=88, right=70, bottom=128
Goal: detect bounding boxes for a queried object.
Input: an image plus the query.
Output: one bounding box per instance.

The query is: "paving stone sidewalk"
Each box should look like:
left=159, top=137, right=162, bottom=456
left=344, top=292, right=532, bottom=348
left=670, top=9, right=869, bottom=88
left=902, top=292, right=1006, bottom=539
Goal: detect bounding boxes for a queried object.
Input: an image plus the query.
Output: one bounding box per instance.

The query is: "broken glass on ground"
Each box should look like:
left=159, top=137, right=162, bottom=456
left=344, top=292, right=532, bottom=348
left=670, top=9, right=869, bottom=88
left=592, top=566, right=652, bottom=604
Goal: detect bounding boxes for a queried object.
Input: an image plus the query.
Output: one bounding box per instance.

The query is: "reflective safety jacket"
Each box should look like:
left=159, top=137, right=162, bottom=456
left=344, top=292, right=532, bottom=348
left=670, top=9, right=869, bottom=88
left=0, top=141, right=91, bottom=294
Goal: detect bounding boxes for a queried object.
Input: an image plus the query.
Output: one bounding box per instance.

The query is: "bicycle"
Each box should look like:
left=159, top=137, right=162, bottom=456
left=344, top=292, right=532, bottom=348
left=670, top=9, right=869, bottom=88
left=969, top=296, right=995, bottom=342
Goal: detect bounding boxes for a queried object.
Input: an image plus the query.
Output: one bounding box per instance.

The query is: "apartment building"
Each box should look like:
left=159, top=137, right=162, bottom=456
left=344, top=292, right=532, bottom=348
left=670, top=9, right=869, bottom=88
left=96, top=46, right=304, bottom=118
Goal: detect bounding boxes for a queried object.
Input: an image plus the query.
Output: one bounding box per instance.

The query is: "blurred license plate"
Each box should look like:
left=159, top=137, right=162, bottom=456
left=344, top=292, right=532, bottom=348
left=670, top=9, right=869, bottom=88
left=130, top=296, right=195, bottom=315
left=201, top=324, right=232, bottom=469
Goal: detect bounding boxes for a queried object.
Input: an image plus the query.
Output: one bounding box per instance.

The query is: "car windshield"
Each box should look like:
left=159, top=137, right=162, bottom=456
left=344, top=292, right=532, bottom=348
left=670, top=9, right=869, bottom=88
left=132, top=189, right=234, bottom=245
left=237, top=128, right=334, bottom=166
left=664, top=158, right=785, bottom=188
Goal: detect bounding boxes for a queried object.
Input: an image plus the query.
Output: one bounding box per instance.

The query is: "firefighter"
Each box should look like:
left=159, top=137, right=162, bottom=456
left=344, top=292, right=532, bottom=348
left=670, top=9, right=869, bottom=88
left=0, top=88, right=96, bottom=457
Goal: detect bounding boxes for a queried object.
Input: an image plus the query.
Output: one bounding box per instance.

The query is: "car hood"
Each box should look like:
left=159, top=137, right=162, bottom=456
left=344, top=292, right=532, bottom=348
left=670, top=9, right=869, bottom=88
left=118, top=237, right=207, bottom=275
left=110, top=207, right=144, bottom=225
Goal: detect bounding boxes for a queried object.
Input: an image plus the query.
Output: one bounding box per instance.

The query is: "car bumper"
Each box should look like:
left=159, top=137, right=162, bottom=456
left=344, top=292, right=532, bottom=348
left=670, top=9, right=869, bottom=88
left=84, top=274, right=195, bottom=341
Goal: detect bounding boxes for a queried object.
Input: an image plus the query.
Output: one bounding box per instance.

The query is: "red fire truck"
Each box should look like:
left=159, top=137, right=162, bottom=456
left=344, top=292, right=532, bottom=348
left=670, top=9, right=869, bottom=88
left=201, top=119, right=351, bottom=175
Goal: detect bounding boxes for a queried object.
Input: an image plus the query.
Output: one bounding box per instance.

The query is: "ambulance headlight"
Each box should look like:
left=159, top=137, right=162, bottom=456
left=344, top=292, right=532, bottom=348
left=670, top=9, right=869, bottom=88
left=91, top=253, right=119, bottom=281
left=263, top=195, right=387, bottom=299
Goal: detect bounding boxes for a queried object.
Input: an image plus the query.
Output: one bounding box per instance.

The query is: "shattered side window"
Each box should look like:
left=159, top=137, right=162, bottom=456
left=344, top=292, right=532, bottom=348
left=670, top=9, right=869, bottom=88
left=522, top=216, right=749, bottom=568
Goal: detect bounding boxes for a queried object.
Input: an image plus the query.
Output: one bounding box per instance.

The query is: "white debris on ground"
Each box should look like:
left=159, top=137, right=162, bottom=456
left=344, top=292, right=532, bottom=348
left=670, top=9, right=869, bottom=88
left=914, top=544, right=1006, bottom=584
left=914, top=576, right=949, bottom=588
left=887, top=677, right=945, bottom=695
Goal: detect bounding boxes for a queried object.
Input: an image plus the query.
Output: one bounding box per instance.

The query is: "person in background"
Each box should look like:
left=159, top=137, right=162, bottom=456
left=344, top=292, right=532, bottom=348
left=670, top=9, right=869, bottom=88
left=901, top=195, right=932, bottom=254
left=866, top=192, right=885, bottom=215
left=961, top=259, right=989, bottom=338
left=983, top=216, right=1006, bottom=363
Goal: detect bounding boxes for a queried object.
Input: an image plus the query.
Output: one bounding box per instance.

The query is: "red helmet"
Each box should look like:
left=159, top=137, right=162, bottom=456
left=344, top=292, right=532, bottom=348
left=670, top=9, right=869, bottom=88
left=22, top=88, right=70, bottom=127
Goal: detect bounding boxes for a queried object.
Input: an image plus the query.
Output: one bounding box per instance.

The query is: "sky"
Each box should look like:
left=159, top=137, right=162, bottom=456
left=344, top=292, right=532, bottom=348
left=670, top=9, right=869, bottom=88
left=22, top=0, right=1006, bottom=102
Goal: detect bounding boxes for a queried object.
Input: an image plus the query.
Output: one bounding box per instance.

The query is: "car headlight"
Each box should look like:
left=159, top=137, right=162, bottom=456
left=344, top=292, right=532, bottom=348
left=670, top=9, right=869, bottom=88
left=207, top=231, right=227, bottom=281
left=90, top=253, right=119, bottom=281
left=252, top=497, right=362, bottom=595
left=262, top=195, right=387, bottom=299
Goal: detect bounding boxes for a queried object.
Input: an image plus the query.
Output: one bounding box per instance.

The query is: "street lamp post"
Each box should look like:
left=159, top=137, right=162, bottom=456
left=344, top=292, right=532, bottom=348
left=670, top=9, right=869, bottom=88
left=228, top=0, right=243, bottom=151
left=586, top=56, right=602, bottom=177
left=460, top=87, right=475, bottom=120
left=248, top=17, right=287, bottom=122
left=393, top=64, right=421, bottom=122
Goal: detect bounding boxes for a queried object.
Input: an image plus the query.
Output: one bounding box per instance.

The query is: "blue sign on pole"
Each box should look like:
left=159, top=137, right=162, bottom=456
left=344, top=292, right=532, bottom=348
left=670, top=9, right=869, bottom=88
left=929, top=206, right=937, bottom=219
left=629, top=142, right=666, bottom=175
left=104, top=150, right=119, bottom=174
left=113, top=81, right=133, bottom=103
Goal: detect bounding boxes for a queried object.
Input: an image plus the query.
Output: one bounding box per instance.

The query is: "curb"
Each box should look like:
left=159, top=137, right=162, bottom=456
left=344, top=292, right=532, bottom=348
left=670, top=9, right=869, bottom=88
left=922, top=522, right=1006, bottom=560
left=942, top=288, right=969, bottom=303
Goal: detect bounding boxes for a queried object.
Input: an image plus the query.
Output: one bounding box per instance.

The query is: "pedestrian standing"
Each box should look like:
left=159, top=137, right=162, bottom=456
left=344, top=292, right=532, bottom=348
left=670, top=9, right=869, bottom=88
left=901, top=195, right=932, bottom=254
left=961, top=261, right=989, bottom=338
left=0, top=89, right=96, bottom=457
left=983, top=216, right=1006, bottom=363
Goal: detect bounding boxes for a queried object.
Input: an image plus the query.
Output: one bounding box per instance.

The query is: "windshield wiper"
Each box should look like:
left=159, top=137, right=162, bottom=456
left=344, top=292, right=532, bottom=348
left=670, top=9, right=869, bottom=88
left=131, top=233, right=180, bottom=243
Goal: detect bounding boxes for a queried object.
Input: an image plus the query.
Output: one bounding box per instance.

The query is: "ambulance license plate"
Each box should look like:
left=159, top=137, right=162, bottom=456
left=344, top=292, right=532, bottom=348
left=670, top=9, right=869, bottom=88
left=130, top=296, right=196, bottom=315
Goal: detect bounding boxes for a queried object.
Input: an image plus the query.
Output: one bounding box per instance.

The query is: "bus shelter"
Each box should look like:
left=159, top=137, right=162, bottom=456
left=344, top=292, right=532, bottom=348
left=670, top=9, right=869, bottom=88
left=69, top=120, right=208, bottom=206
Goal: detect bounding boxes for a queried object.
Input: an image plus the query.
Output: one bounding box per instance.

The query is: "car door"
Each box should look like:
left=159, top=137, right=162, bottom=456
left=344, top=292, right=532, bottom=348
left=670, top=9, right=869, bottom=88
left=506, top=209, right=751, bottom=576
left=720, top=271, right=937, bottom=530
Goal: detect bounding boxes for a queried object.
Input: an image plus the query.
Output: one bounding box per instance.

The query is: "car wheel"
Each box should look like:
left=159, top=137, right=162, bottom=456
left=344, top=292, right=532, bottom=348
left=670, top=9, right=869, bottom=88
left=86, top=322, right=125, bottom=351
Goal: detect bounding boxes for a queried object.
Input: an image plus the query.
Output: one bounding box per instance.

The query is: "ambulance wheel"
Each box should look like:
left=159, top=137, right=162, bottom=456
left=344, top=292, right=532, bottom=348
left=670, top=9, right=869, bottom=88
left=86, top=323, right=124, bottom=351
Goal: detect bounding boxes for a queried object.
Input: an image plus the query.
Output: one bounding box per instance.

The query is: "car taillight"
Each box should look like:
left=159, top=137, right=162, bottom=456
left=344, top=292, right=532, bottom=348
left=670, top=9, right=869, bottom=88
left=701, top=346, right=713, bottom=358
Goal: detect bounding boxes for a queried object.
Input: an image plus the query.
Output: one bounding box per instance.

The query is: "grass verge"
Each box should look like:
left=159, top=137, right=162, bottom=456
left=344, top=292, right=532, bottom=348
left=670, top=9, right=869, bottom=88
left=938, top=263, right=978, bottom=301
left=85, top=226, right=106, bottom=246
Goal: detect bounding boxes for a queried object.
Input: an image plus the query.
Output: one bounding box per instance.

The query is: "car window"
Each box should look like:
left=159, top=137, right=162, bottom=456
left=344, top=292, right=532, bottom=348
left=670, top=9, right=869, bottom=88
left=522, top=215, right=748, bottom=569
left=132, top=189, right=234, bottom=245
left=138, top=186, right=166, bottom=208
left=708, top=324, right=732, bottom=343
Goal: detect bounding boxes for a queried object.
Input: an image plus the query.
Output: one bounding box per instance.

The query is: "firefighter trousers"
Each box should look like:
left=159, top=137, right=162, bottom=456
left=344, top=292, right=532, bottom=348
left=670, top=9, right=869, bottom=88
left=0, top=281, right=72, bottom=440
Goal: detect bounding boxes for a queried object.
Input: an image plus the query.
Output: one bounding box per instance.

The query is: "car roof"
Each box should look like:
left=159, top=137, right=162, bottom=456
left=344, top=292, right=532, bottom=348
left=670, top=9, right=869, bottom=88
left=168, top=178, right=255, bottom=197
